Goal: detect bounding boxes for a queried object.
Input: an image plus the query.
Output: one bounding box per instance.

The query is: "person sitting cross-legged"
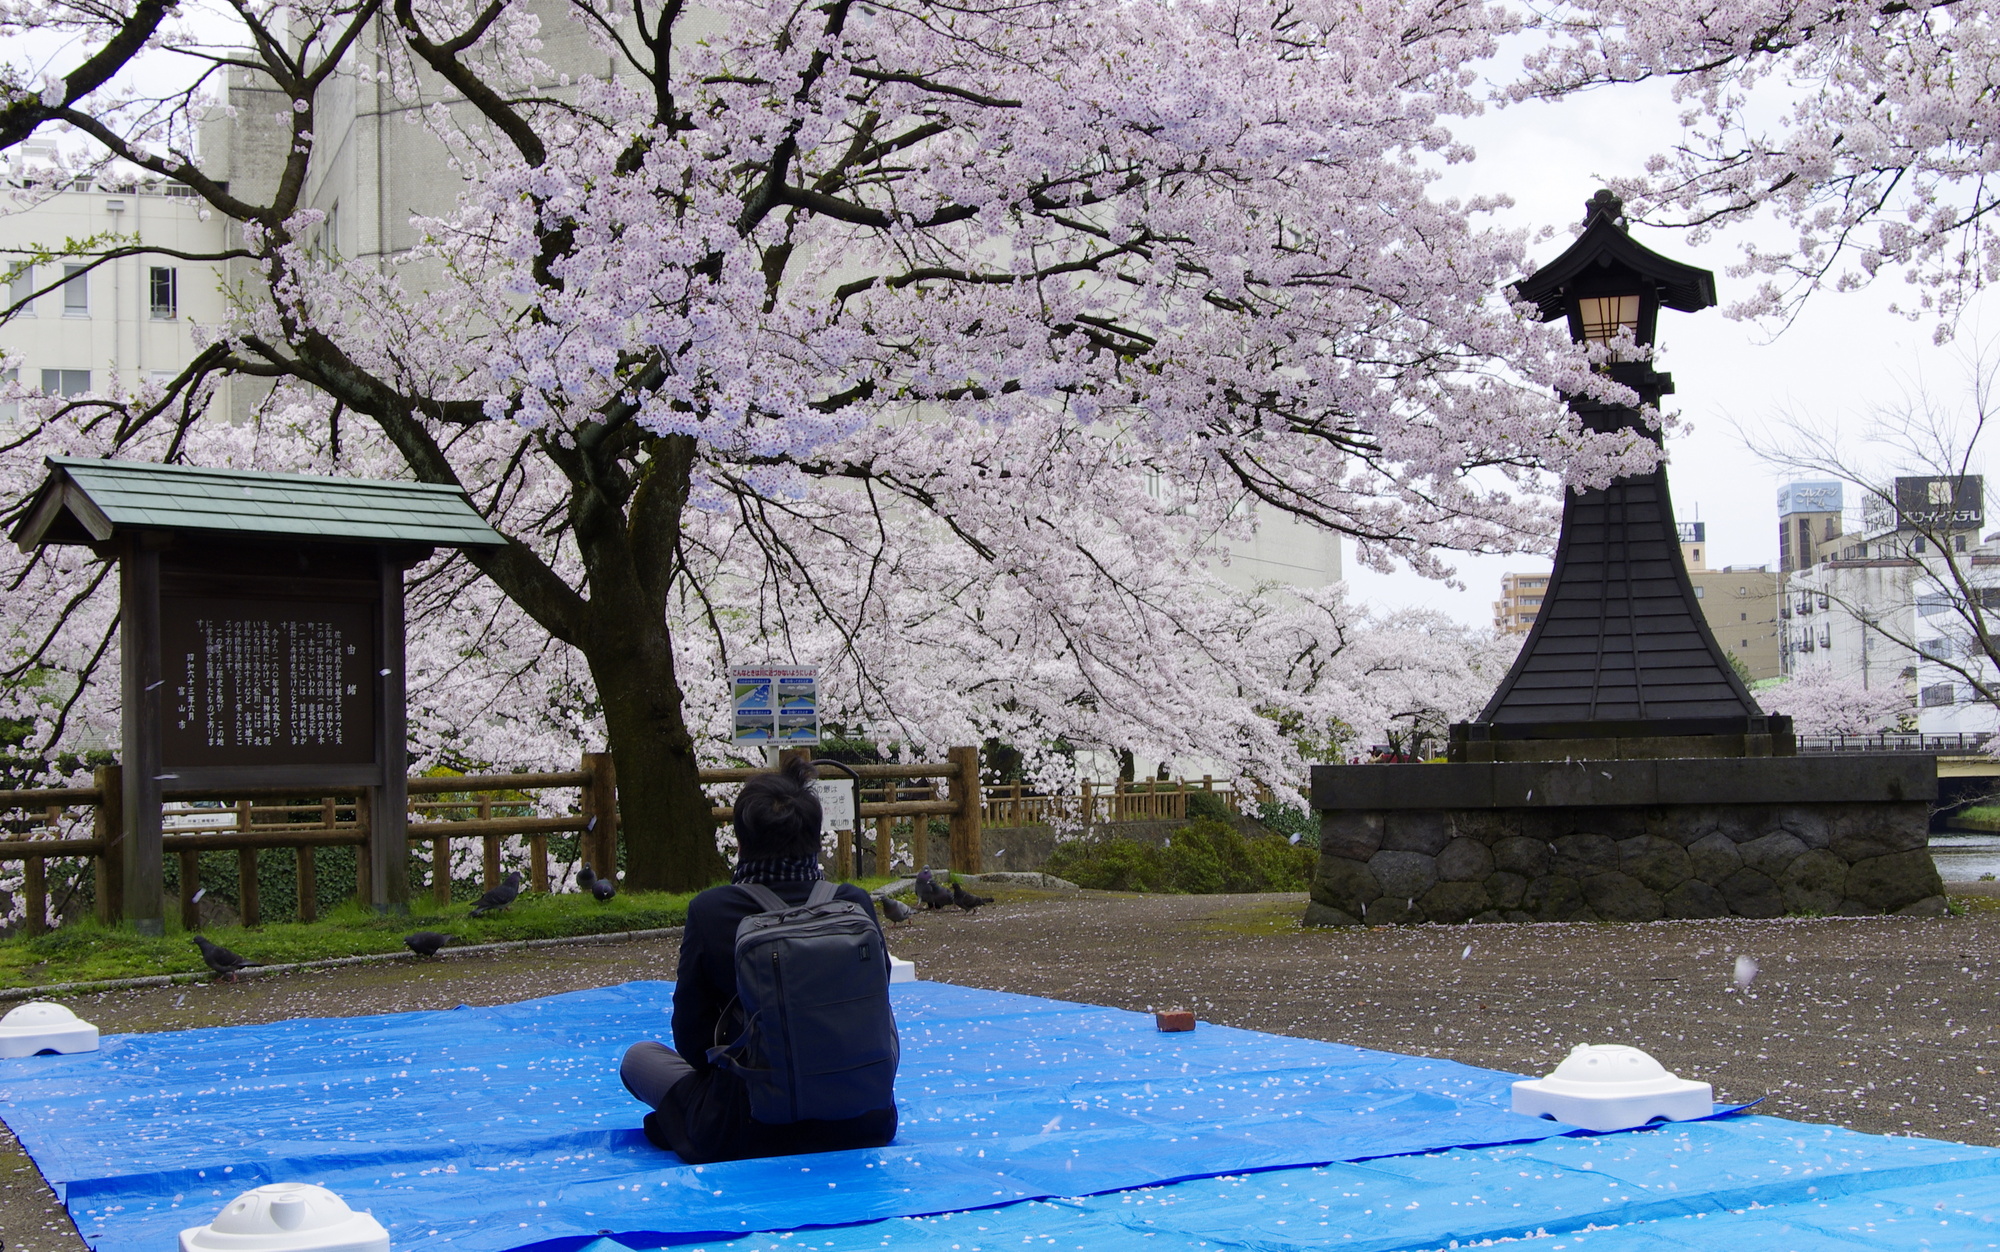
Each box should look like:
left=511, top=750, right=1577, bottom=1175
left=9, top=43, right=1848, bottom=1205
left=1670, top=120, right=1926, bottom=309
left=619, top=757, right=899, bottom=1163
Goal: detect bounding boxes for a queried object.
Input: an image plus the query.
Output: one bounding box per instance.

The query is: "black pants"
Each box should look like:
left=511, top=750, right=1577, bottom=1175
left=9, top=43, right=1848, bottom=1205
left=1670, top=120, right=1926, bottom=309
left=619, top=1041, right=898, bottom=1164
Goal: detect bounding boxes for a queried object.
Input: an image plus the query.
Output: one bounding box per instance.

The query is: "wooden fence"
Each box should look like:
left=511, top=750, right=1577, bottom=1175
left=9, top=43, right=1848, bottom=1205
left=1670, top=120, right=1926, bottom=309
left=0, top=749, right=983, bottom=931
left=981, top=776, right=1253, bottom=828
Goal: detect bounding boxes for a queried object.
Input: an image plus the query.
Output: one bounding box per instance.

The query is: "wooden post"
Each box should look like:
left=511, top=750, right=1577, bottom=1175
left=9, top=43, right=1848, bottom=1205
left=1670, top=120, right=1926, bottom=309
left=23, top=855, right=45, bottom=937
left=530, top=834, right=549, bottom=894
left=430, top=832, right=450, bottom=900
left=875, top=813, right=893, bottom=879
left=237, top=847, right=260, bottom=927
left=946, top=746, right=982, bottom=874
left=1081, top=779, right=1093, bottom=829
left=479, top=795, right=500, bottom=892
left=120, top=541, right=166, bottom=935
left=354, top=790, right=373, bottom=907
left=370, top=552, right=411, bottom=914
left=179, top=848, right=200, bottom=931
left=93, top=764, right=124, bottom=925
left=235, top=800, right=260, bottom=927
left=836, top=827, right=853, bottom=881
left=581, top=751, right=619, bottom=881
left=433, top=835, right=451, bottom=905
left=296, top=845, right=317, bottom=923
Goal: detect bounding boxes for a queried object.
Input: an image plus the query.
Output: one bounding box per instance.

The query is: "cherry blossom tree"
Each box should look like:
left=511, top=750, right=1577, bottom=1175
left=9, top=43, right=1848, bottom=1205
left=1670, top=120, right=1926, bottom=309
left=0, top=0, right=1656, bottom=889
left=1760, top=667, right=1910, bottom=736
left=1520, top=0, right=2000, bottom=336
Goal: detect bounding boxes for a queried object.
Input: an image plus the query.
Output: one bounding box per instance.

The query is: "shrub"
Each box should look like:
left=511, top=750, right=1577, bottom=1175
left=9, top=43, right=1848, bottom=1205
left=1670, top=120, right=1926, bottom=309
left=1256, top=800, right=1317, bottom=849
left=1043, top=818, right=1315, bottom=894
left=1183, top=790, right=1237, bottom=823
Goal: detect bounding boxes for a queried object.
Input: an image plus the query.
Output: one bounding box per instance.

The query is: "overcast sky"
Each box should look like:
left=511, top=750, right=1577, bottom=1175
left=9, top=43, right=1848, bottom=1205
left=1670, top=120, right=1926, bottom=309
left=1346, top=76, right=2000, bottom=627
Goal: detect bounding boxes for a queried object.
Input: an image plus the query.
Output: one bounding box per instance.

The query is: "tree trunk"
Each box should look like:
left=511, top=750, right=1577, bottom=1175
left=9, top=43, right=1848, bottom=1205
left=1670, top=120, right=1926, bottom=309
left=568, top=434, right=728, bottom=893
left=591, top=643, right=726, bottom=891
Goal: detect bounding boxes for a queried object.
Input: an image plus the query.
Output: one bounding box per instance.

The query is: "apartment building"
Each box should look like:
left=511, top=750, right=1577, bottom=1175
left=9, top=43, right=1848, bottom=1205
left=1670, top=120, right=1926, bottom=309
left=0, top=166, right=239, bottom=416
left=1494, top=571, right=1550, bottom=634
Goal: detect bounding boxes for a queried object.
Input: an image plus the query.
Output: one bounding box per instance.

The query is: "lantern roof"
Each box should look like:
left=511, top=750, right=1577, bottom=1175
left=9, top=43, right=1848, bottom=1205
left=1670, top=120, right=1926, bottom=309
left=1513, top=191, right=1718, bottom=323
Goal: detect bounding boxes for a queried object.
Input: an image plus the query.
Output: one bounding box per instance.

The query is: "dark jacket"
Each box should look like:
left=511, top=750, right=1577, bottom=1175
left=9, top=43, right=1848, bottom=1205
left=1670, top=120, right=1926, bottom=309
left=656, top=879, right=897, bottom=1162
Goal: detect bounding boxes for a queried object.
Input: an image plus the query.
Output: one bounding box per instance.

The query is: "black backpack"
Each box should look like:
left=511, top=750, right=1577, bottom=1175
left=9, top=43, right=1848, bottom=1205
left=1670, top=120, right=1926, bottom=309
left=706, top=881, right=900, bottom=1124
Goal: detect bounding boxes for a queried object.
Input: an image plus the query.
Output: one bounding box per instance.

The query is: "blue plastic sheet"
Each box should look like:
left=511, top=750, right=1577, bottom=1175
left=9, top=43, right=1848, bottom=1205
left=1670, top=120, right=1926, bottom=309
left=694, top=1116, right=2000, bottom=1251
left=0, top=980, right=1601, bottom=1252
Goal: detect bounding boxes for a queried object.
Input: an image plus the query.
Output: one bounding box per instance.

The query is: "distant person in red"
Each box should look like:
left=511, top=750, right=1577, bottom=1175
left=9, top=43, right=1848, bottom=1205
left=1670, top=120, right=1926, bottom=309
left=618, top=757, right=898, bottom=1162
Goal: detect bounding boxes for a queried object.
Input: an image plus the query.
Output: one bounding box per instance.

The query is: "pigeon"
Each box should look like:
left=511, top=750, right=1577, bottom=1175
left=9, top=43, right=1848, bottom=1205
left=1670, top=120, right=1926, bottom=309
left=470, top=870, right=523, bottom=916
left=193, top=935, right=258, bottom=982
left=950, top=881, right=992, bottom=911
left=879, top=896, right=913, bottom=926
left=404, top=931, right=453, bottom=957
left=914, top=868, right=952, bottom=910
left=577, top=863, right=596, bottom=893
left=591, top=876, right=616, bottom=902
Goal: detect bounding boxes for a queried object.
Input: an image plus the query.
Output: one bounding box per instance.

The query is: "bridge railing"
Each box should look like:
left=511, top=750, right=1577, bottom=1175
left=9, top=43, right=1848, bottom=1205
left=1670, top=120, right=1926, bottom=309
left=1797, top=732, right=1995, bottom=755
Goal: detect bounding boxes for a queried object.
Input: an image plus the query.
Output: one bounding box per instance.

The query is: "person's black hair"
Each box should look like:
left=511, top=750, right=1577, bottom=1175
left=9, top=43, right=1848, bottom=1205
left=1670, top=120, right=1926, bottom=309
left=733, top=756, right=823, bottom=860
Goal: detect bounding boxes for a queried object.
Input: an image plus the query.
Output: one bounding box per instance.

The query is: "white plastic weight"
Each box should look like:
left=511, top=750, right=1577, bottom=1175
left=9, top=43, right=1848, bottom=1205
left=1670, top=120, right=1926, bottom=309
left=0, top=1001, right=99, bottom=1057
left=179, top=1183, right=389, bottom=1252
left=889, top=954, right=918, bottom=984
left=1511, top=1043, right=1713, bottom=1132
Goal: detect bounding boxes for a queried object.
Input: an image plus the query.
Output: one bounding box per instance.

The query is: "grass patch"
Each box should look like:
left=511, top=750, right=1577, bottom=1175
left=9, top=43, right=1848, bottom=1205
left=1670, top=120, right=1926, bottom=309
left=1043, top=818, right=1315, bottom=894
left=1196, top=898, right=1311, bottom=935
left=0, top=889, right=695, bottom=990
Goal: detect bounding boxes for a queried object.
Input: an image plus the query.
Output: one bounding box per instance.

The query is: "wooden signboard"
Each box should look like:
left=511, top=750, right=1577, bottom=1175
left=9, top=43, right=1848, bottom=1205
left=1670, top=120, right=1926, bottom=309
left=14, top=459, right=504, bottom=933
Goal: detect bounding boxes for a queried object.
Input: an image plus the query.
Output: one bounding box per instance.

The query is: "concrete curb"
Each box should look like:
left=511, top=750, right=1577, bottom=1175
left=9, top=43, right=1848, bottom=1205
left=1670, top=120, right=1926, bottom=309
left=0, top=925, right=686, bottom=1004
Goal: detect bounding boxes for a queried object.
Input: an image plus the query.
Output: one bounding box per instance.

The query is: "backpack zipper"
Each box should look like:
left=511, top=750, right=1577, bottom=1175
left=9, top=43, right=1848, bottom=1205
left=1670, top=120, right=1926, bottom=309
left=771, top=948, right=798, bottom=1122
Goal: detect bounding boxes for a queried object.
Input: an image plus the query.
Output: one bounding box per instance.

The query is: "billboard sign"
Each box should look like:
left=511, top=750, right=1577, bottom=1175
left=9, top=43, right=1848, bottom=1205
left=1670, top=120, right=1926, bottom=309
left=1777, top=481, right=1843, bottom=516
left=730, top=665, right=821, bottom=745
left=1674, top=521, right=1705, bottom=544
left=1893, top=475, right=1984, bottom=532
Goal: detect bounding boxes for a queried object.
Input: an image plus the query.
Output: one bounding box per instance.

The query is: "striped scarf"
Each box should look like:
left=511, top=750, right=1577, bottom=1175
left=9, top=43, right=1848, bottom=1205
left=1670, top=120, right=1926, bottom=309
left=731, top=854, right=823, bottom=886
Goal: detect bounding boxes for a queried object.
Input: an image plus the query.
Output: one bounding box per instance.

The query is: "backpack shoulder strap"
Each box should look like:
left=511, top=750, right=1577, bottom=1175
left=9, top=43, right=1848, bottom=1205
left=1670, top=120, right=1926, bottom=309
left=735, top=882, right=789, bottom=913
left=805, top=879, right=840, bottom=906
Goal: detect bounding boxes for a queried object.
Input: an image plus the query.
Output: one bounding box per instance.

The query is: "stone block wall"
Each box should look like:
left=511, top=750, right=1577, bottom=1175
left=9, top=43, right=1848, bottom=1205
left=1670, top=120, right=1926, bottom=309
left=1306, top=757, right=1945, bottom=926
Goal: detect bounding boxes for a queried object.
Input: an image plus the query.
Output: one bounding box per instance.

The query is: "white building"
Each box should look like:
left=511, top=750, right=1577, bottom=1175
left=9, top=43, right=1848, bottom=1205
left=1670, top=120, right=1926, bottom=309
left=1, top=171, right=237, bottom=413
left=1783, top=526, right=1920, bottom=692
left=1784, top=518, right=2000, bottom=734
left=1912, top=561, right=2000, bottom=736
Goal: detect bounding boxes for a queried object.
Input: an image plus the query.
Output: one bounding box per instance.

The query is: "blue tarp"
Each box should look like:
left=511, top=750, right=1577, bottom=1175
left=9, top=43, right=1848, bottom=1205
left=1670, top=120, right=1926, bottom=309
left=0, top=981, right=1603, bottom=1252
left=691, top=1116, right=2000, bottom=1251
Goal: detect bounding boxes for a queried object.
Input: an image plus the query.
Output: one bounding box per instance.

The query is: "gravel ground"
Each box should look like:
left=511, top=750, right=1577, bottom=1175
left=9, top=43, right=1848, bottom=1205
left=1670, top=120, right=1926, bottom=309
left=7, top=887, right=2000, bottom=1251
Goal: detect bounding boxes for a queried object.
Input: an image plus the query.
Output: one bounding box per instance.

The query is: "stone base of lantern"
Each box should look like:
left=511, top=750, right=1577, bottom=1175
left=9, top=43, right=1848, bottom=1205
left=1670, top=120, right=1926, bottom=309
left=1305, top=756, right=1943, bottom=926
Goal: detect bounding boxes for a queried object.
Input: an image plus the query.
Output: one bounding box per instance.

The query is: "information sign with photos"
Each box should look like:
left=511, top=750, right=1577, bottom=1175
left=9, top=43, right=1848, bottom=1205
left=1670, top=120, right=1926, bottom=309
left=730, top=665, right=821, bottom=745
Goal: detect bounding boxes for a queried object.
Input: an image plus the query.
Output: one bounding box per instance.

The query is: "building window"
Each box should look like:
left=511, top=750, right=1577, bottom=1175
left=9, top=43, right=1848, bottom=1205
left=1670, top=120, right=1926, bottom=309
left=1740, top=612, right=1747, bottom=621
left=0, top=367, right=15, bottom=420
left=8, top=262, right=33, bottom=315
left=1694, top=586, right=1705, bottom=598
left=1956, top=534, right=1969, bottom=552
left=60, top=264, right=87, bottom=316
left=1922, top=683, right=1957, bottom=707
left=1915, top=537, right=1927, bottom=554
left=39, top=369, right=90, bottom=396
left=149, top=266, right=177, bottom=319
left=1740, top=639, right=1749, bottom=648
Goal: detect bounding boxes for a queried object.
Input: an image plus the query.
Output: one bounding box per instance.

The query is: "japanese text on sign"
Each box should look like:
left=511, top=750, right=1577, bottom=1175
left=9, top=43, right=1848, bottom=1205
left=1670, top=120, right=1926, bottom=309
left=730, top=665, right=820, bottom=746
left=159, top=597, right=376, bottom=766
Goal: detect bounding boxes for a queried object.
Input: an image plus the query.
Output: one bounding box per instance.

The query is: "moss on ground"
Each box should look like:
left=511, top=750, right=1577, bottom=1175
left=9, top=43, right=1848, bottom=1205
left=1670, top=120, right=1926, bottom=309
left=0, top=889, right=696, bottom=989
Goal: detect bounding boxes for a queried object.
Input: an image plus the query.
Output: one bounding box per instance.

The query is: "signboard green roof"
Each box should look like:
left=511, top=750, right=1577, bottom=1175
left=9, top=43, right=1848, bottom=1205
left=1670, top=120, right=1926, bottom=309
left=13, top=457, right=508, bottom=552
